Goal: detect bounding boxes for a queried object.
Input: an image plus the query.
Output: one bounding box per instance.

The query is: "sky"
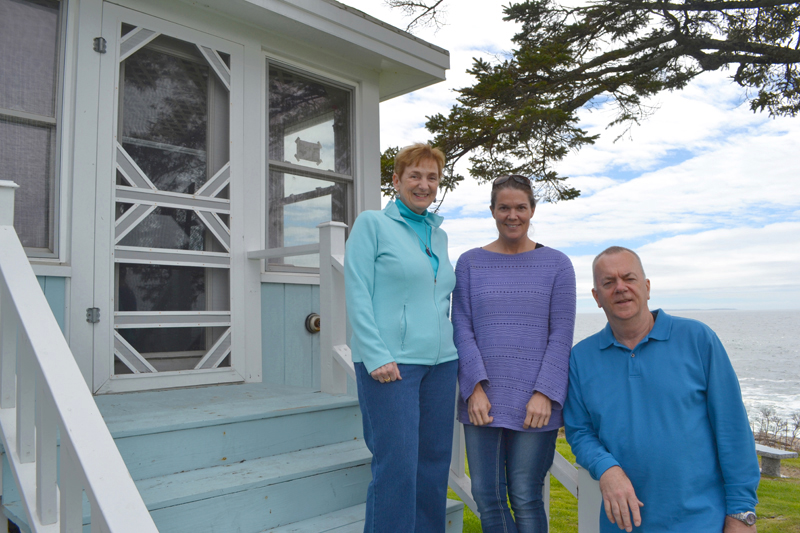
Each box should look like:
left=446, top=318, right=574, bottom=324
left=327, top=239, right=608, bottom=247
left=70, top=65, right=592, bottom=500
left=343, top=1, right=800, bottom=312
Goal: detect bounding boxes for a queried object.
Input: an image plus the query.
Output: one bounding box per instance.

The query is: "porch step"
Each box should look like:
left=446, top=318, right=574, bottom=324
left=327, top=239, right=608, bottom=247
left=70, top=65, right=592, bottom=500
left=263, top=499, right=465, bottom=533
left=140, top=439, right=372, bottom=532
left=94, top=383, right=363, bottom=481
left=2, top=440, right=373, bottom=533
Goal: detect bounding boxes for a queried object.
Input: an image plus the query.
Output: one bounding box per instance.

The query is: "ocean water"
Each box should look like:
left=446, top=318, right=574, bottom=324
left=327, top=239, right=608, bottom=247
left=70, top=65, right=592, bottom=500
left=574, top=310, right=800, bottom=422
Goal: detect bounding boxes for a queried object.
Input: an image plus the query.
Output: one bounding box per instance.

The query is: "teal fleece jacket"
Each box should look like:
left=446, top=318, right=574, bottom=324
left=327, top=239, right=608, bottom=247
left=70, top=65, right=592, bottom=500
left=345, top=200, right=458, bottom=373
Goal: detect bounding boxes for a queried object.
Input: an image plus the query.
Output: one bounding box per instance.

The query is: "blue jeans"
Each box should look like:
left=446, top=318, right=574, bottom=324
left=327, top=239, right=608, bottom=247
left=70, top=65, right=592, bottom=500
left=465, top=425, right=558, bottom=533
left=355, top=360, right=458, bottom=533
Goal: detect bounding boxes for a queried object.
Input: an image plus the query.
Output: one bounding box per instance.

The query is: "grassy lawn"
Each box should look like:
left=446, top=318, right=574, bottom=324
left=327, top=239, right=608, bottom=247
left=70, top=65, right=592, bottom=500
left=450, top=439, right=800, bottom=532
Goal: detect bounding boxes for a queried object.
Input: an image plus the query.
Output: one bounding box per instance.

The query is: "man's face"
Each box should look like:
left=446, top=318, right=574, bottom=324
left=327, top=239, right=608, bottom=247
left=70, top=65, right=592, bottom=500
left=592, top=251, right=651, bottom=323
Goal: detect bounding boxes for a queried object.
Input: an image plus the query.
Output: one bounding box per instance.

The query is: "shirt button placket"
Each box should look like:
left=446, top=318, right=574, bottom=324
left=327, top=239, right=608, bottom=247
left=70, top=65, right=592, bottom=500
left=629, top=351, right=641, bottom=377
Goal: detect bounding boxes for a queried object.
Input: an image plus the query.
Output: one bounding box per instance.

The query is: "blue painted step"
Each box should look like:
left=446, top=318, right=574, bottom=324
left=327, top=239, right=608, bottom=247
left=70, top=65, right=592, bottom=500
left=95, top=383, right=363, bottom=481
left=4, top=440, right=373, bottom=533
left=141, top=439, right=372, bottom=532
left=263, top=499, right=465, bottom=533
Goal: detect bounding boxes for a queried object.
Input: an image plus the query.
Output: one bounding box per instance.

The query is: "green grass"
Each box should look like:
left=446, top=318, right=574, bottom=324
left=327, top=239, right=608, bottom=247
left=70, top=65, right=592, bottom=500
left=756, top=456, right=800, bottom=533
left=450, top=439, right=800, bottom=532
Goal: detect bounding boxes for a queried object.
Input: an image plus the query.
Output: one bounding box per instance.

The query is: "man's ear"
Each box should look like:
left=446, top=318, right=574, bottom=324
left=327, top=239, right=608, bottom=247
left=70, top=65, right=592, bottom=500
left=592, top=288, right=601, bottom=308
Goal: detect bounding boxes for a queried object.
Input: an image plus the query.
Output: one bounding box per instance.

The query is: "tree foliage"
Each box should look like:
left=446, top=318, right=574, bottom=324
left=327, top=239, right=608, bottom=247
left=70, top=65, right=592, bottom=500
left=388, top=0, right=800, bottom=202
left=383, top=0, right=447, bottom=32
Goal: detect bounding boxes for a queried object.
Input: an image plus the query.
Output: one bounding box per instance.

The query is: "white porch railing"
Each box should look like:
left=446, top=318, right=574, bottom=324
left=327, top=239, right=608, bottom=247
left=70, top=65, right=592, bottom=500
left=0, top=181, right=158, bottom=533
left=252, top=220, right=603, bottom=531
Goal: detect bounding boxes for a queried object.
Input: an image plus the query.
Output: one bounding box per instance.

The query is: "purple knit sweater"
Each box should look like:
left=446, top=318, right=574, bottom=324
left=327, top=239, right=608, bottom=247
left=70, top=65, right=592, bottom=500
left=453, top=246, right=576, bottom=432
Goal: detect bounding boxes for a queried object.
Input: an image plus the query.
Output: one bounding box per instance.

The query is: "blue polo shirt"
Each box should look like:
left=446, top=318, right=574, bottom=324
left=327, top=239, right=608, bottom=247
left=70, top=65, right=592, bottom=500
left=565, top=310, right=759, bottom=532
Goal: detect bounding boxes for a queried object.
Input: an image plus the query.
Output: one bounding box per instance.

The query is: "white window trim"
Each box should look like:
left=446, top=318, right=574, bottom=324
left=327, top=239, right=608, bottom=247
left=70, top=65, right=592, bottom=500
left=5, top=0, right=71, bottom=261
left=261, top=55, right=359, bottom=280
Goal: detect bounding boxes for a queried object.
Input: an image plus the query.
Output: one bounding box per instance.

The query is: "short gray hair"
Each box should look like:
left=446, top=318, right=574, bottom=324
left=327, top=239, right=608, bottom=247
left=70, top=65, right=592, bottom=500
left=592, top=246, right=646, bottom=287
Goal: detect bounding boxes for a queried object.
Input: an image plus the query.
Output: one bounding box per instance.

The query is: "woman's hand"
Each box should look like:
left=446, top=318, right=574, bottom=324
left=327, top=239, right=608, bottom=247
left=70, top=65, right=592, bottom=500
left=370, top=362, right=401, bottom=383
left=468, top=382, right=493, bottom=426
left=523, top=391, right=552, bottom=429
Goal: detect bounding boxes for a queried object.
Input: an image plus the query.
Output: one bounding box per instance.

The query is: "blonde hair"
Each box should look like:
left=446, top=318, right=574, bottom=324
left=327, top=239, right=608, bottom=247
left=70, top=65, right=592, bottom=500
left=394, top=143, right=445, bottom=179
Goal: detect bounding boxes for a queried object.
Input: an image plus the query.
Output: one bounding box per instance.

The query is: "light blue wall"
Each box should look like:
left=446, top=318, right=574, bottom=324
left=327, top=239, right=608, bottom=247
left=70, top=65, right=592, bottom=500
left=261, top=283, right=321, bottom=389
left=36, top=276, right=66, bottom=334
left=261, top=283, right=356, bottom=394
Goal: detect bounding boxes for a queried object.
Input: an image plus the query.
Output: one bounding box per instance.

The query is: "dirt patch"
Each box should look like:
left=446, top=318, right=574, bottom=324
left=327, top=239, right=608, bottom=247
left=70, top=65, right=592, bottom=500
left=780, top=465, right=800, bottom=479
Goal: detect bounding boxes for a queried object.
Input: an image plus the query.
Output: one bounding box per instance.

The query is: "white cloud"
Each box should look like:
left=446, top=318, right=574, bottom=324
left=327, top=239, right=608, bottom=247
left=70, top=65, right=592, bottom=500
left=344, top=0, right=800, bottom=310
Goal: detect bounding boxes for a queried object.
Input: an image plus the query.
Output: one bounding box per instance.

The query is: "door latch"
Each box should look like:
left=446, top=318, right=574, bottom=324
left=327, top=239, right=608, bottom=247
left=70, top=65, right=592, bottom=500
left=86, top=307, right=101, bottom=324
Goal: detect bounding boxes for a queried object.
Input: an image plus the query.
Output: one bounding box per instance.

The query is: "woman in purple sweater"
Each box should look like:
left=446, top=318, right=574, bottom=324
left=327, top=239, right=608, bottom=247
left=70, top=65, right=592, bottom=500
left=452, top=175, right=576, bottom=532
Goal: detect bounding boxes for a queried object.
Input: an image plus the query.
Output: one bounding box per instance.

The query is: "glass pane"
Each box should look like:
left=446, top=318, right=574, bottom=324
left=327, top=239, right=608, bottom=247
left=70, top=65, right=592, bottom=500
left=120, top=35, right=230, bottom=193
left=269, top=67, right=351, bottom=174
left=268, top=170, right=347, bottom=268
left=0, top=118, right=55, bottom=249
left=0, top=0, right=61, bottom=117
left=117, top=206, right=225, bottom=251
left=117, top=264, right=230, bottom=312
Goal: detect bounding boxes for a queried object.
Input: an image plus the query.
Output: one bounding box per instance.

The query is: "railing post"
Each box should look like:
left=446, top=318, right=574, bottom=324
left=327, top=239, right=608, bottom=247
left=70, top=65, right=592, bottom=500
left=35, top=372, right=58, bottom=525
left=0, top=182, right=20, bottom=410
left=448, top=414, right=479, bottom=515
left=318, top=222, right=348, bottom=394
left=0, top=180, right=19, bottom=226
left=577, top=465, right=602, bottom=533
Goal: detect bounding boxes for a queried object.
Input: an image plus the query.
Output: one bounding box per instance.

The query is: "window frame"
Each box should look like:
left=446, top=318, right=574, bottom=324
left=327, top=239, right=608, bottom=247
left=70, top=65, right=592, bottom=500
left=264, top=59, right=356, bottom=276
left=0, top=0, right=68, bottom=259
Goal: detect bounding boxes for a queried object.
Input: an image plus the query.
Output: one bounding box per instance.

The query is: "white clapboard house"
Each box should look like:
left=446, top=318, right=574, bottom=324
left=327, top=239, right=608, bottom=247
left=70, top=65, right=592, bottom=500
left=0, top=0, right=469, bottom=530
left=0, top=0, right=604, bottom=531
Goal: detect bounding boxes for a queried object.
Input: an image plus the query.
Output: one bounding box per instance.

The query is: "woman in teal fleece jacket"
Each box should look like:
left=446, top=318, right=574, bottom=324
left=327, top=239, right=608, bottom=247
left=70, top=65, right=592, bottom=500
left=345, top=143, right=458, bottom=533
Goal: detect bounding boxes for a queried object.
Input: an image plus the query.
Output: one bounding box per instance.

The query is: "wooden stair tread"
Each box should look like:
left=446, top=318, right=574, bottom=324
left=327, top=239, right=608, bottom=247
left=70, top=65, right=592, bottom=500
left=136, top=439, right=371, bottom=510
left=95, top=383, right=358, bottom=438
left=263, top=499, right=464, bottom=533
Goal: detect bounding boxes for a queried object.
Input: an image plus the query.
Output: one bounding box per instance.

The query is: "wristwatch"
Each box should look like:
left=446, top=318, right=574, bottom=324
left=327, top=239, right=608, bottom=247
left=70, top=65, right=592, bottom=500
left=727, top=511, right=757, bottom=526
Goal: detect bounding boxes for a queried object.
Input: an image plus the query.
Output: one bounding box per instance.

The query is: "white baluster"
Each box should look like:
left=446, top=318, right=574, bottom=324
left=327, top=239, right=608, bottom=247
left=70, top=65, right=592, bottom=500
left=60, top=439, right=84, bottom=533
left=577, top=465, right=602, bottom=533
left=16, top=333, right=35, bottom=463
left=318, top=221, right=348, bottom=394
left=0, top=281, right=17, bottom=409
left=36, top=373, right=58, bottom=524
left=544, top=471, right=551, bottom=523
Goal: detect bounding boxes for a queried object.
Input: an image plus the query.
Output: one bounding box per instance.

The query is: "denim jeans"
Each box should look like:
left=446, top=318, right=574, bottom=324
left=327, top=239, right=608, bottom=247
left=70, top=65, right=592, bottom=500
left=464, top=425, right=558, bottom=533
left=355, top=360, right=458, bottom=533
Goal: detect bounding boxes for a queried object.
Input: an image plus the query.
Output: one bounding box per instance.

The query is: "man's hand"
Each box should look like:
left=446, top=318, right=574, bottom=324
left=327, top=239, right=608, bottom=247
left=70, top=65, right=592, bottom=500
left=724, top=516, right=757, bottom=532
left=468, top=382, right=493, bottom=426
left=599, top=466, right=644, bottom=532
left=523, top=391, right=552, bottom=429
left=370, top=362, right=401, bottom=383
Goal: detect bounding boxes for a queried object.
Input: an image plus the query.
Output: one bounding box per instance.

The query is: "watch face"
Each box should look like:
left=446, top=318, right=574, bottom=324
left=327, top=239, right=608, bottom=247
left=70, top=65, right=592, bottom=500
left=744, top=512, right=757, bottom=526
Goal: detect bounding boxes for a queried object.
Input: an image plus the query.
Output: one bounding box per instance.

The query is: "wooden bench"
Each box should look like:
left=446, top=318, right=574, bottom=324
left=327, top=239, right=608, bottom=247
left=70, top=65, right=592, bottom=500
left=756, top=444, right=798, bottom=477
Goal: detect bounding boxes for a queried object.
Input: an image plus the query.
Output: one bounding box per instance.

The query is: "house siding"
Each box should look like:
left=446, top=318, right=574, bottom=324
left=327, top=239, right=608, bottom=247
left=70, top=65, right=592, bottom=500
left=261, top=283, right=321, bottom=389
left=261, top=282, right=355, bottom=394
left=36, top=275, right=66, bottom=334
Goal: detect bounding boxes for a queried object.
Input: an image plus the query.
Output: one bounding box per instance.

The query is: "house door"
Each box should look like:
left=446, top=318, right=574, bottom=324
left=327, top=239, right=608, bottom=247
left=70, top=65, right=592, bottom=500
left=93, top=4, right=244, bottom=393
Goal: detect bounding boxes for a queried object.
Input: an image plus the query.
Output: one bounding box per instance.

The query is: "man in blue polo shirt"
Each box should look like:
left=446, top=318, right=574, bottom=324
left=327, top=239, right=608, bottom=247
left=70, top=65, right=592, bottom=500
left=565, top=246, right=759, bottom=532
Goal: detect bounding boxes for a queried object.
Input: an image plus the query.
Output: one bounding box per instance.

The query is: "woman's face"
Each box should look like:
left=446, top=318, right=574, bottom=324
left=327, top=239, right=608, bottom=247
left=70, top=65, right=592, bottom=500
left=491, top=188, right=534, bottom=241
left=392, top=158, right=440, bottom=214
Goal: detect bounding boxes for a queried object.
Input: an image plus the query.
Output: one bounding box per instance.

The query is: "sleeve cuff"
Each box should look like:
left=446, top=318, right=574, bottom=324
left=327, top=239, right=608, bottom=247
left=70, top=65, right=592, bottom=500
left=592, top=456, right=621, bottom=481
left=460, top=374, right=488, bottom=402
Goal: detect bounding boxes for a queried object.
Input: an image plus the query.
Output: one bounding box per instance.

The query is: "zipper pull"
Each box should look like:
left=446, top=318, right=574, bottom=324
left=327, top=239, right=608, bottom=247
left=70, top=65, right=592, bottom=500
left=425, top=246, right=432, bottom=257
